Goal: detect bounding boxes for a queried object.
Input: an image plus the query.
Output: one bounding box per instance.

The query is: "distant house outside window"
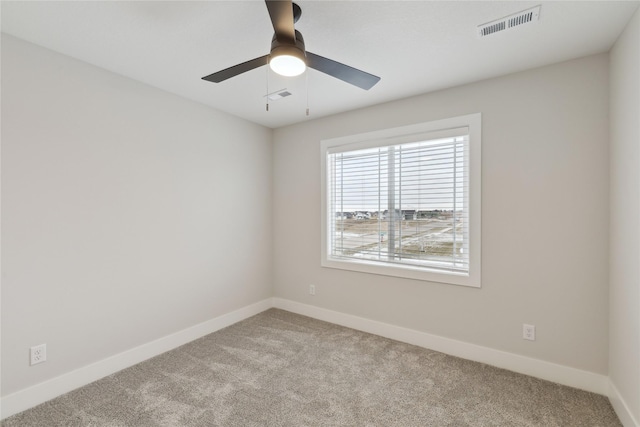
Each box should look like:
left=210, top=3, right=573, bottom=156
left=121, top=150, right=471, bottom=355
left=321, top=114, right=481, bottom=287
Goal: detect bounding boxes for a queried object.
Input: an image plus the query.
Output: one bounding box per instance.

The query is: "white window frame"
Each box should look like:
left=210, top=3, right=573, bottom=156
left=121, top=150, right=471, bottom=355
left=320, top=113, right=481, bottom=287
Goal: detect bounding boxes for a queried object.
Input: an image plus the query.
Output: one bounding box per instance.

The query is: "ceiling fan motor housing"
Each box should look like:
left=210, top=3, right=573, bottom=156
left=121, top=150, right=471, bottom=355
left=270, top=30, right=306, bottom=62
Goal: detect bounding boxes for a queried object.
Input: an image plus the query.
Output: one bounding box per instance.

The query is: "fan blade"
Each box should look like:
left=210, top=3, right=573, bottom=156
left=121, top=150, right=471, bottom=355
left=306, top=52, right=380, bottom=90
left=202, top=55, right=269, bottom=83
left=265, top=0, right=295, bottom=43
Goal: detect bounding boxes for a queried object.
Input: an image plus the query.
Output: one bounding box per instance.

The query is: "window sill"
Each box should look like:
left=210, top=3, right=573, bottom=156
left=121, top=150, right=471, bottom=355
left=321, top=256, right=480, bottom=288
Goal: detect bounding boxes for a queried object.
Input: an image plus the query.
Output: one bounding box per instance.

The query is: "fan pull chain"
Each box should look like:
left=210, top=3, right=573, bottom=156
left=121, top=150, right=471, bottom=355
left=266, top=64, right=269, bottom=112
left=305, top=70, right=309, bottom=116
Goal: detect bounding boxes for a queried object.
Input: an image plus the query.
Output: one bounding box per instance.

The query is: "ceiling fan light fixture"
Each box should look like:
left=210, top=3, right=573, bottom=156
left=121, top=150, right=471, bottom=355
left=269, top=46, right=306, bottom=77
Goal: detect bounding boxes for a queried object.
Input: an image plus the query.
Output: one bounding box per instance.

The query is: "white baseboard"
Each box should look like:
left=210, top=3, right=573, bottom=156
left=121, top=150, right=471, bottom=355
left=609, top=380, right=640, bottom=427
left=0, top=298, right=273, bottom=420
left=272, top=298, right=609, bottom=396
left=1, top=297, right=620, bottom=421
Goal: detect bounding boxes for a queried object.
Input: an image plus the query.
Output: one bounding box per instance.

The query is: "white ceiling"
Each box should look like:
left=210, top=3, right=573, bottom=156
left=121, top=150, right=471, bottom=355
left=2, top=1, right=638, bottom=129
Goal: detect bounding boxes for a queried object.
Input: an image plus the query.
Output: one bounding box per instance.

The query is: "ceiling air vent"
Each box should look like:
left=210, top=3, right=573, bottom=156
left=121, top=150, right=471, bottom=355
left=478, top=5, right=541, bottom=37
left=264, top=89, right=292, bottom=101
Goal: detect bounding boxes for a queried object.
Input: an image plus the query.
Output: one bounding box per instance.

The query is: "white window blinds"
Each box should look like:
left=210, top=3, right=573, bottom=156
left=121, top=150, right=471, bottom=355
left=326, top=128, right=470, bottom=275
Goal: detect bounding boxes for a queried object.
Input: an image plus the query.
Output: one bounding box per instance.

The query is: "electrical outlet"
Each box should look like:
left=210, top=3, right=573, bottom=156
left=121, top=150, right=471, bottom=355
left=523, top=324, right=535, bottom=341
left=309, top=284, right=316, bottom=295
left=30, top=344, right=47, bottom=365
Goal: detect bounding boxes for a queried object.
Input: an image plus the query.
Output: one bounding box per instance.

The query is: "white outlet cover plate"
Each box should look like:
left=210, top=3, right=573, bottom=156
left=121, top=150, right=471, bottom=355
left=523, top=324, right=536, bottom=341
left=30, top=344, right=47, bottom=365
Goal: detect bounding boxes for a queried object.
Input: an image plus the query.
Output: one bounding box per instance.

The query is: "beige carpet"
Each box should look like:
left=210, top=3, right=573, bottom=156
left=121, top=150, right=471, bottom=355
left=2, top=309, right=621, bottom=426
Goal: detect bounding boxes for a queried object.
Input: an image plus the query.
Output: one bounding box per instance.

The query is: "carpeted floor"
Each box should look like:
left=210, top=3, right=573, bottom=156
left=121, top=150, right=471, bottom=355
left=2, top=309, right=621, bottom=426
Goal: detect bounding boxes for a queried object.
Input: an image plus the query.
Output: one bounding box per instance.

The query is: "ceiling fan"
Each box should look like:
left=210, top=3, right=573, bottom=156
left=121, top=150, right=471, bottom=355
left=201, top=0, right=381, bottom=90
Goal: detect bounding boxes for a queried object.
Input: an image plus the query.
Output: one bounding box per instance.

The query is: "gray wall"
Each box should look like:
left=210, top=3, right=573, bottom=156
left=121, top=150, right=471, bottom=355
left=1, top=35, right=273, bottom=395
left=273, top=54, right=610, bottom=375
left=609, top=8, right=640, bottom=424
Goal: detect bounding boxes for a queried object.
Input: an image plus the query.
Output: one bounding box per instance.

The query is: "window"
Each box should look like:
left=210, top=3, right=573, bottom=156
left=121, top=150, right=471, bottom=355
left=321, top=114, right=481, bottom=287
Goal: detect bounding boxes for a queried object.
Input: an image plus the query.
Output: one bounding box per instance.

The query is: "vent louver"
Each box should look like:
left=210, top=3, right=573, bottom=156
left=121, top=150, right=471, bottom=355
left=478, top=5, right=541, bottom=37
left=480, top=21, right=506, bottom=37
